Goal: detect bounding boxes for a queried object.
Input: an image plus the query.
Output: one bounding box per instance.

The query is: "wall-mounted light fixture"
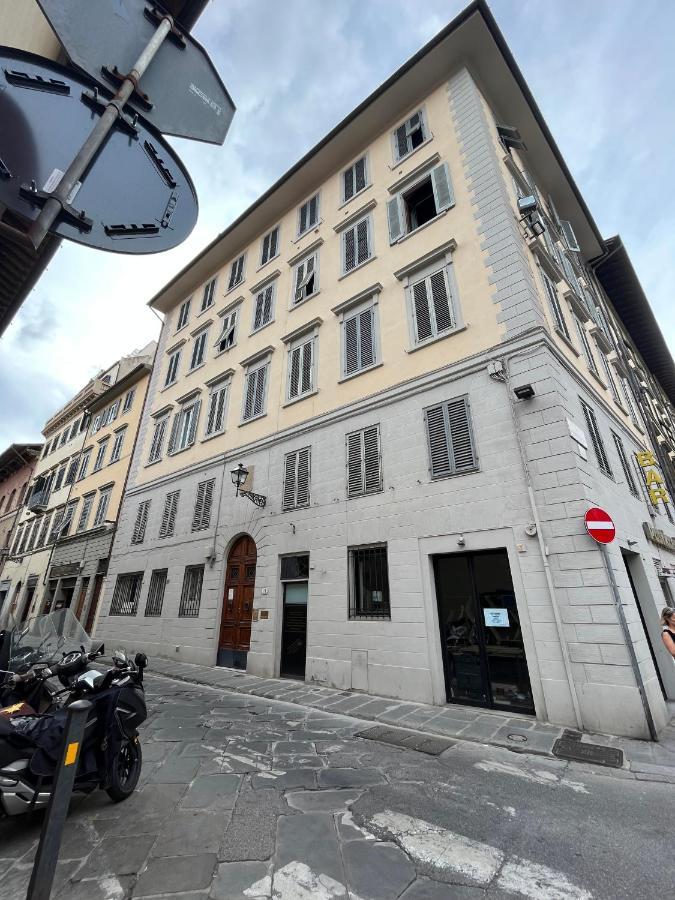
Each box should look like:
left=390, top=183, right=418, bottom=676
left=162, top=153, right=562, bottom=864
left=230, top=463, right=267, bottom=508
left=513, top=383, right=535, bottom=400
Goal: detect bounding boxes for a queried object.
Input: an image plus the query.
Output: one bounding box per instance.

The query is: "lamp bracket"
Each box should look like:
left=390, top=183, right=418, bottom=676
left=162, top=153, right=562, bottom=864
left=239, top=489, right=267, bottom=509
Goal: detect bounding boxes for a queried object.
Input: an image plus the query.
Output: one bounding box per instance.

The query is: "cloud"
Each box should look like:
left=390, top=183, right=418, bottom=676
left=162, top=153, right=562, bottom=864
left=0, top=0, right=673, bottom=451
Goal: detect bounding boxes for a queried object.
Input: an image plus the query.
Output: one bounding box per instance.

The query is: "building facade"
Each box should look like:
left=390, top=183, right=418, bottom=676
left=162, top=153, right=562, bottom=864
left=0, top=344, right=155, bottom=627
left=0, top=444, right=42, bottom=611
left=97, top=2, right=675, bottom=739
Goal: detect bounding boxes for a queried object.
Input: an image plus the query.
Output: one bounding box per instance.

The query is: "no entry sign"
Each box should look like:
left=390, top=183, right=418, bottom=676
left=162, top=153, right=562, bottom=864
left=585, top=507, right=616, bottom=544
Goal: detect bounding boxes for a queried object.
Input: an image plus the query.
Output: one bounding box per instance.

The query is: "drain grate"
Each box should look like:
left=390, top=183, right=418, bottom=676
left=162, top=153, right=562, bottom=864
left=553, top=737, right=623, bottom=768
left=356, top=724, right=454, bottom=756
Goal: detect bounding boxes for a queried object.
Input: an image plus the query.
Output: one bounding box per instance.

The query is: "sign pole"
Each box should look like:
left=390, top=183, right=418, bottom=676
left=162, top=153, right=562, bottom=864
left=598, top=543, right=658, bottom=742
left=27, top=11, right=175, bottom=250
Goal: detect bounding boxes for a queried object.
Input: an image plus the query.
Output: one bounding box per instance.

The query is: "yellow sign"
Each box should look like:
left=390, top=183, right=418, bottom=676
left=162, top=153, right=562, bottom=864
left=64, top=741, right=80, bottom=766
left=1, top=702, right=25, bottom=715
left=636, top=452, right=670, bottom=505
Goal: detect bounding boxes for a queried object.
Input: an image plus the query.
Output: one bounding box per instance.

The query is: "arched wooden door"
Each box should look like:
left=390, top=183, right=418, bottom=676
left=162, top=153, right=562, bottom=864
left=218, top=535, right=257, bottom=667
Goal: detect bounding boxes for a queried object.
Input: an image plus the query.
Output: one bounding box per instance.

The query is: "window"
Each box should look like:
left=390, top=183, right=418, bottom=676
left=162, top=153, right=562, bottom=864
left=109, top=428, right=126, bottom=463
left=165, top=349, right=181, bottom=387
left=292, top=252, right=318, bottom=305
left=580, top=400, right=613, bottom=477
left=281, top=554, right=310, bottom=579
left=59, top=431, right=68, bottom=447
left=69, top=419, right=80, bottom=440
left=145, top=569, right=167, bottom=617
left=131, top=499, right=151, bottom=544
left=612, top=432, right=638, bottom=497
left=298, top=193, right=319, bottom=237
left=108, top=401, right=120, bottom=425
left=542, top=272, right=570, bottom=341
left=252, top=282, right=275, bottom=331
left=91, top=415, right=102, bottom=435
left=393, top=109, right=426, bottom=161
left=282, top=447, right=311, bottom=511
left=242, top=361, right=269, bottom=422
left=287, top=336, right=314, bottom=401
left=575, top=317, right=598, bottom=375
left=228, top=254, right=245, bottom=291
left=600, top=353, right=621, bottom=404
left=215, top=309, right=237, bottom=353
left=25, top=518, right=39, bottom=551
left=167, top=399, right=201, bottom=454
left=49, top=507, right=64, bottom=542
left=93, top=487, right=112, bottom=526
left=159, top=490, right=180, bottom=538
left=192, top=479, right=215, bottom=531
left=148, top=416, right=168, bottom=463
left=65, top=459, right=78, bottom=485
left=109, top=573, right=143, bottom=616
left=409, top=265, right=455, bottom=345
left=77, top=449, right=92, bottom=481
left=60, top=500, right=78, bottom=537
left=77, top=494, right=94, bottom=533
left=342, top=215, right=373, bottom=275
left=179, top=565, right=204, bottom=617
left=621, top=377, right=640, bottom=427
left=260, top=226, right=279, bottom=266
left=54, top=465, right=66, bottom=490
left=37, top=513, right=52, bottom=548
left=93, top=439, right=108, bottom=472
left=122, top=388, right=136, bottom=413
left=190, top=329, right=209, bottom=370
left=346, top=424, right=382, bottom=497
left=425, top=396, right=478, bottom=479
left=177, top=297, right=191, bottom=330
left=205, top=380, right=229, bottom=437
left=201, top=278, right=217, bottom=312
left=348, top=545, right=390, bottom=620
left=342, top=301, right=377, bottom=378
left=342, top=156, right=368, bottom=203
left=387, top=163, right=454, bottom=244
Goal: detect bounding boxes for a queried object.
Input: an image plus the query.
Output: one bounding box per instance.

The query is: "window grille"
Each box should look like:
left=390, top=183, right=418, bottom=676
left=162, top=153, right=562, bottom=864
left=425, top=396, right=478, bottom=479
left=342, top=216, right=372, bottom=274
left=346, top=425, right=382, bottom=497
left=280, top=555, right=309, bottom=580
left=343, top=156, right=367, bottom=202
left=580, top=399, right=613, bottom=477
left=228, top=254, right=245, bottom=290
left=177, top=298, right=191, bottom=330
left=110, top=573, right=143, bottom=616
left=611, top=432, right=638, bottom=497
left=348, top=545, right=391, bottom=619
left=149, top=417, right=168, bottom=463
left=253, top=284, right=274, bottom=330
left=159, top=490, right=180, bottom=538
left=179, top=565, right=204, bottom=617
left=192, top=479, right=215, bottom=531
left=242, top=363, right=268, bottom=421
left=393, top=110, right=426, bottom=161
left=282, top=448, right=311, bottom=511
left=410, top=267, right=454, bottom=343
left=260, top=226, right=279, bottom=266
left=132, top=499, right=151, bottom=544
left=205, top=382, right=229, bottom=436
left=77, top=495, right=94, bottom=533
left=287, top=338, right=314, bottom=400
left=298, top=194, right=319, bottom=236
left=201, top=278, right=216, bottom=311
left=145, top=569, right=167, bottom=617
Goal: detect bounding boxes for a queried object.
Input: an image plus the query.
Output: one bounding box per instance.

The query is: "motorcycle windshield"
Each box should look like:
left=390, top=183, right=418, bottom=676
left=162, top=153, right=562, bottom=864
left=7, top=609, right=102, bottom=673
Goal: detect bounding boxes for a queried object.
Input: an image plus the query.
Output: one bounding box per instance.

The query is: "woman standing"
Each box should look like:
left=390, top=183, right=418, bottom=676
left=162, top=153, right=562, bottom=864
left=661, top=607, right=675, bottom=659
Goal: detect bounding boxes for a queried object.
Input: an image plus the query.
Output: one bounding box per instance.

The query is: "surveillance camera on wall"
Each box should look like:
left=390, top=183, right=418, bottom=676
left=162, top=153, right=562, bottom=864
left=517, top=195, right=538, bottom=216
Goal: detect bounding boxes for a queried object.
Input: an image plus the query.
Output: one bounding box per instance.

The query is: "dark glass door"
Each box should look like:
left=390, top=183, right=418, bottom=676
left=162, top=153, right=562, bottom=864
left=280, top=582, right=308, bottom=678
left=433, top=550, right=534, bottom=713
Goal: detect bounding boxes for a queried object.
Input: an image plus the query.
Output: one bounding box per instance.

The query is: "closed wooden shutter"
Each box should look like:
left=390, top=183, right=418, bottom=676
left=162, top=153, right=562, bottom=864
left=254, top=285, right=273, bottom=329
left=296, top=447, right=310, bottom=507
left=187, top=400, right=201, bottom=446
left=253, top=364, right=267, bottom=416
left=192, top=479, right=215, bottom=531
left=346, top=425, right=381, bottom=497
left=581, top=400, right=612, bottom=477
left=131, top=500, right=151, bottom=544
left=343, top=217, right=371, bottom=273
left=149, top=418, right=167, bottom=462
left=426, top=398, right=477, bottom=478
left=344, top=307, right=375, bottom=377
left=412, top=278, right=433, bottom=342
left=387, top=196, right=403, bottom=244
left=394, top=122, right=408, bottom=160
left=431, top=162, right=454, bottom=211
left=282, top=451, right=297, bottom=511
left=429, top=270, right=453, bottom=334
left=288, top=346, right=301, bottom=398
left=294, top=254, right=315, bottom=303
left=344, top=315, right=359, bottom=375
left=612, top=432, right=638, bottom=497
left=283, top=447, right=311, bottom=511
left=560, top=219, right=580, bottom=252
left=447, top=398, right=476, bottom=471
left=159, top=490, right=180, bottom=538
left=243, top=370, right=257, bottom=420
left=426, top=404, right=450, bottom=478
left=347, top=431, right=363, bottom=497
left=167, top=414, right=180, bottom=455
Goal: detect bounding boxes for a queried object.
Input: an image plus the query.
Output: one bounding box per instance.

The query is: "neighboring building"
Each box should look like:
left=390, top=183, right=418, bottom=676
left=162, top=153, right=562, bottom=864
left=0, top=444, right=42, bottom=612
left=0, top=343, right=156, bottom=626
left=97, top=1, right=675, bottom=740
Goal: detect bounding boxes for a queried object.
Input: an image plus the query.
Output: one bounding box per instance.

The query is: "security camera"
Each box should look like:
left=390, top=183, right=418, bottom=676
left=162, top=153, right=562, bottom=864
left=517, top=195, right=538, bottom=216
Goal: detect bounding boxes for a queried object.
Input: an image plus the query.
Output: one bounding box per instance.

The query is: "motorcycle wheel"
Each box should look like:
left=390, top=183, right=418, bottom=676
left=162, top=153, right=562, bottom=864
left=105, top=739, right=142, bottom=802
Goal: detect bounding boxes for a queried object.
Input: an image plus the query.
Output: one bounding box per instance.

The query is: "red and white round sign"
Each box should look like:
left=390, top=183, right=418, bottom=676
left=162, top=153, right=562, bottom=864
left=584, top=507, right=616, bottom=544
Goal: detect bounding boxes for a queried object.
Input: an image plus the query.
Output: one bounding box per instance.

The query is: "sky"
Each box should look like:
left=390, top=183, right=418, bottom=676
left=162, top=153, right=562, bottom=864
left=1, top=0, right=674, bottom=448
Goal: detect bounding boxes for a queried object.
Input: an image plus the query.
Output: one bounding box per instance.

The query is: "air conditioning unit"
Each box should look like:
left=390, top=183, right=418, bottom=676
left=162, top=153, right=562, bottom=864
left=527, top=213, right=546, bottom=237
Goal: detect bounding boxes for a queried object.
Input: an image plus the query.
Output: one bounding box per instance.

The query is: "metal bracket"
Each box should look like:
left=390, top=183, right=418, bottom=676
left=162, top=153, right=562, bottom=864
left=104, top=223, right=160, bottom=237
left=144, top=5, right=186, bottom=48
left=81, top=89, right=139, bottom=137
left=143, top=140, right=177, bottom=188
left=4, top=68, right=69, bottom=94
left=160, top=192, right=177, bottom=228
left=19, top=183, right=92, bottom=232
left=239, top=490, right=267, bottom=509
left=101, top=64, right=153, bottom=110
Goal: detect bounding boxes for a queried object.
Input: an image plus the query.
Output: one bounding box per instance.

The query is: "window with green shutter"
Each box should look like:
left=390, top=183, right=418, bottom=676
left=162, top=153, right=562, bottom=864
left=346, top=425, right=382, bottom=498
left=425, top=397, right=478, bottom=479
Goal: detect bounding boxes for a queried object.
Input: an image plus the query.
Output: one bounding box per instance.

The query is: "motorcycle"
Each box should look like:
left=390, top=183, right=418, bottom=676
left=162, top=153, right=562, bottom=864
left=0, top=609, right=148, bottom=817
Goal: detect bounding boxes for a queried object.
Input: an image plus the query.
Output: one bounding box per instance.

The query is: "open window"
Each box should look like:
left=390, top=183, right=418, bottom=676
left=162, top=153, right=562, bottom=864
left=393, top=110, right=427, bottom=162
left=387, top=162, right=454, bottom=243
left=215, top=309, right=237, bottom=353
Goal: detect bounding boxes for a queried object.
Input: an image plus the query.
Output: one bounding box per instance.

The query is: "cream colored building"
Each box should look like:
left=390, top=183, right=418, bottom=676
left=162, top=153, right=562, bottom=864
left=97, top=1, right=675, bottom=739
left=1, top=343, right=155, bottom=627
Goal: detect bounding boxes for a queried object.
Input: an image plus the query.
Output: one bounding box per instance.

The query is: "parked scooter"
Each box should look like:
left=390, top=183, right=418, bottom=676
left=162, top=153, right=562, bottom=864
left=0, top=609, right=148, bottom=816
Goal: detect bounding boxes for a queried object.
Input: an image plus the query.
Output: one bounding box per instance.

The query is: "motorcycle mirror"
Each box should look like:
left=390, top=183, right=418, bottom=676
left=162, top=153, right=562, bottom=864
left=134, top=652, right=148, bottom=669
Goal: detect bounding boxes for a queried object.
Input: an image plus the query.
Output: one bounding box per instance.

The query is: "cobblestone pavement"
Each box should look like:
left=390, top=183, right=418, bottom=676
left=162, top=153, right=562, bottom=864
left=0, top=671, right=672, bottom=899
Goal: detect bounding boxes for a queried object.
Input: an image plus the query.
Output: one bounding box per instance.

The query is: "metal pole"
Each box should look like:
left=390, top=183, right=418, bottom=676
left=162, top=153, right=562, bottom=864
left=599, top=543, right=658, bottom=741
left=27, top=699, right=93, bottom=900
left=27, top=14, right=174, bottom=250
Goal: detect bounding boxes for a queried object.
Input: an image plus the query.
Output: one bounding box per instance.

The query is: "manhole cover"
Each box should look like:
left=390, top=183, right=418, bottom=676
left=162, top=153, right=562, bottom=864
left=356, top=725, right=454, bottom=756
left=507, top=733, right=528, bottom=743
left=552, top=738, right=623, bottom=768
